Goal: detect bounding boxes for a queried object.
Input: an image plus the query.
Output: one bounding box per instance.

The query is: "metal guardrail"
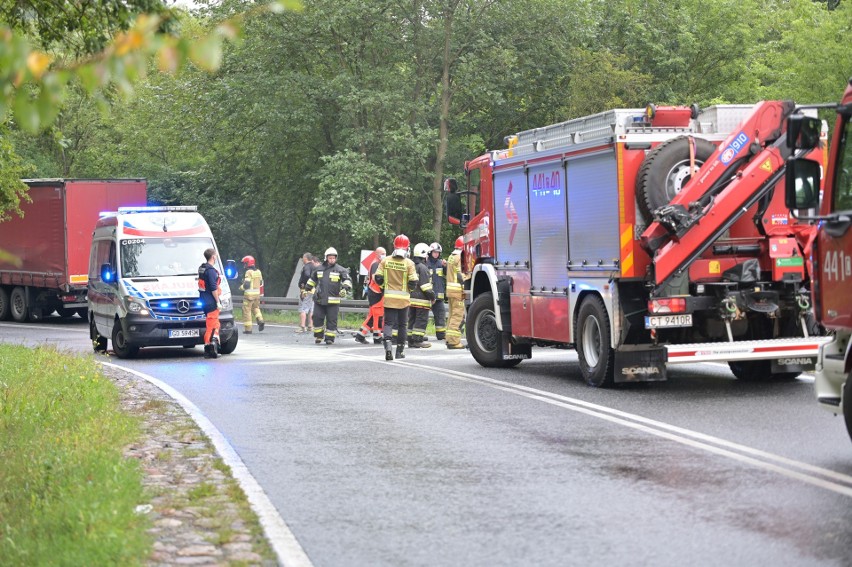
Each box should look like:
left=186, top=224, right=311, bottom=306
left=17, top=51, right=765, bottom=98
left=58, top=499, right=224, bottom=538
left=232, top=296, right=369, bottom=314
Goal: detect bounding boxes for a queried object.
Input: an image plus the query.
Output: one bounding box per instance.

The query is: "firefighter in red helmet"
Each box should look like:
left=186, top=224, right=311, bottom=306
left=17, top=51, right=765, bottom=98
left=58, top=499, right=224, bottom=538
left=445, top=236, right=466, bottom=349
left=239, top=255, right=265, bottom=334
left=374, top=234, right=417, bottom=360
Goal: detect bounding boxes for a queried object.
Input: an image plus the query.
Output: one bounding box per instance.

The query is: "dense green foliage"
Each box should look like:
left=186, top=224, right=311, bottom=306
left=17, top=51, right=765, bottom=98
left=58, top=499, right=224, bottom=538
left=0, top=345, right=149, bottom=565
left=2, top=0, right=851, bottom=294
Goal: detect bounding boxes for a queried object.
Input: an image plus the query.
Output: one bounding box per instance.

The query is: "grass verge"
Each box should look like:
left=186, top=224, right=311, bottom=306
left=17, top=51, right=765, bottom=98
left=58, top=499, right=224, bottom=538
left=0, top=345, right=149, bottom=566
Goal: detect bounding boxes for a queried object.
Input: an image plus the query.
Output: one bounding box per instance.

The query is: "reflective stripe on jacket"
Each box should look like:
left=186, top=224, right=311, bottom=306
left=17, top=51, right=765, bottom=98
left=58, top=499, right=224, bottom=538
left=375, top=255, right=417, bottom=309
left=241, top=268, right=264, bottom=297
left=305, top=262, right=352, bottom=305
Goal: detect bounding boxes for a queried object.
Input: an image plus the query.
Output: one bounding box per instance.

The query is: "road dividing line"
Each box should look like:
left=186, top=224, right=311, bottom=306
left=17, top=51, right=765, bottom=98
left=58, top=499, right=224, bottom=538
left=339, top=351, right=852, bottom=498
left=98, top=361, right=314, bottom=567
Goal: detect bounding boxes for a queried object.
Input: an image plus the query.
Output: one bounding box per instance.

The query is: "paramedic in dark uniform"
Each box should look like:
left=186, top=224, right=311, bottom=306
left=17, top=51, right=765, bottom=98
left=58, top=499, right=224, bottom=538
left=198, top=248, right=222, bottom=359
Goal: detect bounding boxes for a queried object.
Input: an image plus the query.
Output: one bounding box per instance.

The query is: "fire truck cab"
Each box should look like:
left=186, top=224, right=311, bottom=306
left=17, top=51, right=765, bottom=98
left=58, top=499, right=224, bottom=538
left=448, top=102, right=830, bottom=387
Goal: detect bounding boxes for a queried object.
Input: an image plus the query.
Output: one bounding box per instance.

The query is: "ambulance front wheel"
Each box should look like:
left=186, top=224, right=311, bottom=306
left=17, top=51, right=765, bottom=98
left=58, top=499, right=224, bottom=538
left=112, top=322, right=139, bottom=359
left=575, top=295, right=615, bottom=388
left=219, top=329, right=238, bottom=355
left=467, top=292, right=521, bottom=368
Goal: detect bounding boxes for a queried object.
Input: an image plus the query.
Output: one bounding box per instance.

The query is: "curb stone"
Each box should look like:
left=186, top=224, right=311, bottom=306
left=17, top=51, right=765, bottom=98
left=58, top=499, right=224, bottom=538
left=104, top=366, right=278, bottom=566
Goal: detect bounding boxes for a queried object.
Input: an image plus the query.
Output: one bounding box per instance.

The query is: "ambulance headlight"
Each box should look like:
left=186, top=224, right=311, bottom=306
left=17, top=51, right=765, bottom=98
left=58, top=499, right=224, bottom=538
left=127, top=297, right=149, bottom=316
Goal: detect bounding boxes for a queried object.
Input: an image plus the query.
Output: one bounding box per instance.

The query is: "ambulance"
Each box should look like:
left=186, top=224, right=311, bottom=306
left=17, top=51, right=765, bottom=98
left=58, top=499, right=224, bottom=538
left=87, top=206, right=239, bottom=358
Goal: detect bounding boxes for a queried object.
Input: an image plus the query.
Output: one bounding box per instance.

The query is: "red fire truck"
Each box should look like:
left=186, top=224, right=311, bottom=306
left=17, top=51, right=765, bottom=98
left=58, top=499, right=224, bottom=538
left=446, top=101, right=830, bottom=386
left=785, top=79, right=852, bottom=441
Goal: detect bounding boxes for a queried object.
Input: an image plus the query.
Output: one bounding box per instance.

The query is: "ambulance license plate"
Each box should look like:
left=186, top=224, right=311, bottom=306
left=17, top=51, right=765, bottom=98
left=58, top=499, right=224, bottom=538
left=645, top=314, right=692, bottom=329
left=169, top=329, right=199, bottom=338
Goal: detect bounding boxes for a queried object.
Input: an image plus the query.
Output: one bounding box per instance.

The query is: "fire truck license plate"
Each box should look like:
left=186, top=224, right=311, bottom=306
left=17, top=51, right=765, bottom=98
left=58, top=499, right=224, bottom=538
left=168, top=329, right=199, bottom=338
left=645, top=314, right=693, bottom=329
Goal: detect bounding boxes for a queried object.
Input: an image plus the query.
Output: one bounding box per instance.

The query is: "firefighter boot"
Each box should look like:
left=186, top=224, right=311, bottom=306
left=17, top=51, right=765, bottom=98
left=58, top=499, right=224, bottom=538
left=355, top=333, right=368, bottom=344
left=258, top=319, right=265, bottom=332
left=383, top=339, right=393, bottom=361
left=395, top=344, right=405, bottom=360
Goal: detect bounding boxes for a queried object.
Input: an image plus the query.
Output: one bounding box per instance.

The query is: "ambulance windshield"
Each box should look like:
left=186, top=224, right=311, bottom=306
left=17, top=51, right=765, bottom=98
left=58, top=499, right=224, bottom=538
left=120, top=237, right=216, bottom=278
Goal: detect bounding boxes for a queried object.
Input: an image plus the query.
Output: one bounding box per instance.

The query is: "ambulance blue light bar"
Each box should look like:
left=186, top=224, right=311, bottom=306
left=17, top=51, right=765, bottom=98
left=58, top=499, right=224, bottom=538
left=117, top=206, right=198, bottom=213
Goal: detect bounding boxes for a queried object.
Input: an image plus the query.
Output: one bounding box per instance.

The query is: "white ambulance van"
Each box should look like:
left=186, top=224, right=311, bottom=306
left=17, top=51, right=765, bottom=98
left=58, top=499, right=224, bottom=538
left=87, top=206, right=239, bottom=358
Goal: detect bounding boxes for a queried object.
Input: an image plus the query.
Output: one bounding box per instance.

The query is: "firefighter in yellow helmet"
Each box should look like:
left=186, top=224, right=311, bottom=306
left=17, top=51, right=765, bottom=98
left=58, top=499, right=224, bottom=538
left=239, top=255, right=265, bottom=334
left=445, top=236, right=466, bottom=349
left=374, top=234, right=417, bottom=360
left=408, top=242, right=436, bottom=348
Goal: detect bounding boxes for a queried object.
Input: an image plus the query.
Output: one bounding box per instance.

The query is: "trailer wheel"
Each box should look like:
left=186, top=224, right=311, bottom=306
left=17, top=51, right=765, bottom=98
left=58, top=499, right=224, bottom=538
left=10, top=286, right=30, bottom=322
left=575, top=295, right=615, bottom=387
left=636, top=136, right=717, bottom=221
left=111, top=322, right=139, bottom=359
left=219, top=329, right=239, bottom=355
left=90, top=317, right=107, bottom=353
left=466, top=292, right=521, bottom=368
left=0, top=287, right=10, bottom=321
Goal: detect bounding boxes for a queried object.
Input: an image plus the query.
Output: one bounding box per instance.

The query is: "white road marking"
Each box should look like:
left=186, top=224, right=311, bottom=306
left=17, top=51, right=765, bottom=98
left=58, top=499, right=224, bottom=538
left=98, top=362, right=314, bottom=567
left=337, top=350, right=852, bottom=498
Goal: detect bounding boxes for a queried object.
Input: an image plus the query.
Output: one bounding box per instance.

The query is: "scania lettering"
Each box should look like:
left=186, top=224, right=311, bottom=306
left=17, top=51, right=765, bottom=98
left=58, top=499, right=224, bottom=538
left=87, top=206, right=240, bottom=359
left=447, top=101, right=831, bottom=387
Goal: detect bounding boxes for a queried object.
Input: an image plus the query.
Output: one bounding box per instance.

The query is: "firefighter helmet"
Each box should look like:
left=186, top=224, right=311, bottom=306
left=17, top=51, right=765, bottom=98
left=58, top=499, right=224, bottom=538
left=413, top=243, right=429, bottom=259
left=241, top=255, right=256, bottom=267
left=454, top=236, right=464, bottom=249
left=429, top=242, right=442, bottom=254
left=393, top=234, right=410, bottom=250
left=324, top=247, right=338, bottom=260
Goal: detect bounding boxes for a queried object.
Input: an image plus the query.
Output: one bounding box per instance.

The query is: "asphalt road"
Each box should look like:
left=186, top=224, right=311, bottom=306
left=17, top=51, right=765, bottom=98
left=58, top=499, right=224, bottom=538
left=2, top=317, right=851, bottom=566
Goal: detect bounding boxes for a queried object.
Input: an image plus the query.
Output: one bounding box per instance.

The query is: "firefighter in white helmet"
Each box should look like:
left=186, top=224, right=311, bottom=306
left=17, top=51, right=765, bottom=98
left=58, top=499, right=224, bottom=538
left=427, top=242, right=447, bottom=340
left=239, top=255, right=265, bottom=334
left=407, top=242, right=436, bottom=348
left=445, top=236, right=466, bottom=349
left=374, top=234, right=417, bottom=360
left=304, top=247, right=352, bottom=344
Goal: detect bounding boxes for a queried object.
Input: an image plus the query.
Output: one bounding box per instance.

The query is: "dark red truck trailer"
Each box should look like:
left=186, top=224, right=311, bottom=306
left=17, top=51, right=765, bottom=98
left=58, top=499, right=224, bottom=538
left=0, top=179, right=147, bottom=321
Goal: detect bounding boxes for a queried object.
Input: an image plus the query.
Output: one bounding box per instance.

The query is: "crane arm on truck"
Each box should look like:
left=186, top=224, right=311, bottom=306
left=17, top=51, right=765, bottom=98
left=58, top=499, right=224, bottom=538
left=639, top=100, right=805, bottom=287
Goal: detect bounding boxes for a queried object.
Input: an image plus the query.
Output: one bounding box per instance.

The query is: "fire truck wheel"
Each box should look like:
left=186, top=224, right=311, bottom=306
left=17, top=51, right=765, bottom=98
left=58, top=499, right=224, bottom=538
left=0, top=287, right=10, bottom=321
left=9, top=286, right=30, bottom=322
left=90, top=317, right=107, bottom=353
left=219, top=329, right=239, bottom=355
left=57, top=306, right=76, bottom=319
left=575, top=295, right=615, bottom=387
left=111, top=322, right=139, bottom=359
left=636, top=136, right=716, bottom=221
left=843, top=374, right=852, bottom=445
left=467, top=293, right=521, bottom=368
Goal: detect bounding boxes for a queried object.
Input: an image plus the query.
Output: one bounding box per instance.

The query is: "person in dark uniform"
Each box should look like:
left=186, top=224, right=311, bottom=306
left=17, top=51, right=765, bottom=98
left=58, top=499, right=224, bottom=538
left=198, top=248, right=222, bottom=359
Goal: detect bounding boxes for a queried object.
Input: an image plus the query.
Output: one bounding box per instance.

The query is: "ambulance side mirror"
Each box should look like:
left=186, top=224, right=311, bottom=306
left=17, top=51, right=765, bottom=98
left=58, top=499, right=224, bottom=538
left=224, top=260, right=239, bottom=280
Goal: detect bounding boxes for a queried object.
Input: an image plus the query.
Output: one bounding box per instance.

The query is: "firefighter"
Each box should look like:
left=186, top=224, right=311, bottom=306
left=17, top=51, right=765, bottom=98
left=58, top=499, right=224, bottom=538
left=239, top=255, right=265, bottom=334
left=198, top=248, right=222, bottom=359
left=374, top=234, right=417, bottom=360
left=445, top=236, right=466, bottom=349
left=305, top=247, right=352, bottom=344
left=408, top=242, right=436, bottom=348
left=427, top=242, right=448, bottom=340
left=355, top=246, right=386, bottom=344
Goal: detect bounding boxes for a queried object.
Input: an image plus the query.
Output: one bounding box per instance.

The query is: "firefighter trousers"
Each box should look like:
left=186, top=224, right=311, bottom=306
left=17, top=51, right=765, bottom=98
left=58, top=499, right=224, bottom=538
left=430, top=299, right=447, bottom=339
left=407, top=306, right=429, bottom=344
left=242, top=295, right=263, bottom=331
left=383, top=307, right=408, bottom=346
left=313, top=303, right=340, bottom=343
left=446, top=297, right=465, bottom=346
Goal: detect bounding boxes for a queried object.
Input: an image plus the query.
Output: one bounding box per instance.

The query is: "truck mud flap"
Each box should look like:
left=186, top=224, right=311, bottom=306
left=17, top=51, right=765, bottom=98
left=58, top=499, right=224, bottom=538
left=502, top=334, right=531, bottom=361
left=771, top=356, right=816, bottom=374
left=614, top=344, right=667, bottom=383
